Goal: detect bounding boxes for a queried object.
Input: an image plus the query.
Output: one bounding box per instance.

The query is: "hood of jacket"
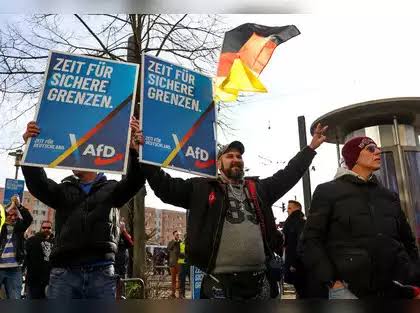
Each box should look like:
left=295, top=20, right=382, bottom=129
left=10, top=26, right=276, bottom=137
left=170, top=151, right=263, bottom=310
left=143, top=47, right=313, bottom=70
left=334, top=167, right=380, bottom=186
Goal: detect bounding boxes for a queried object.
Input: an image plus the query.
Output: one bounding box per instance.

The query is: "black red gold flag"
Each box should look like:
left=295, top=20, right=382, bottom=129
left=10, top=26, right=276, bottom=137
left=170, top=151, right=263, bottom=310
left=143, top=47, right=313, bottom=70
left=215, top=23, right=300, bottom=102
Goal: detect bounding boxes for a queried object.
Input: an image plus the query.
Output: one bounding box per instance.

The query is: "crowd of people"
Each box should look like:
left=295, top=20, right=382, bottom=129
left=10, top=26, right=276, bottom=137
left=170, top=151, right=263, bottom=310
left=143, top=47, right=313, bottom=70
left=0, top=118, right=419, bottom=300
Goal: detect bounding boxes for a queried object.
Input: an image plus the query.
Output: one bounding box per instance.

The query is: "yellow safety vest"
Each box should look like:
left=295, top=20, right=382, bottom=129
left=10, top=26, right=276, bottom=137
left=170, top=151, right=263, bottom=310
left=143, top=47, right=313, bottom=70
left=0, top=204, right=5, bottom=233
left=178, top=241, right=185, bottom=264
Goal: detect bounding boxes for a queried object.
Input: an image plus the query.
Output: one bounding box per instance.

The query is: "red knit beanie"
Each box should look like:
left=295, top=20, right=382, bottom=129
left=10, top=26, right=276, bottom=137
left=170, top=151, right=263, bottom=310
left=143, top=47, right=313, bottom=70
left=342, top=136, right=377, bottom=170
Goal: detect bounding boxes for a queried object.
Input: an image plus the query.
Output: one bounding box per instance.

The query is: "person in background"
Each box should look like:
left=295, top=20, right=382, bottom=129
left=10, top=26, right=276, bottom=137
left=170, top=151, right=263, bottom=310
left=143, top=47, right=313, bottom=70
left=115, top=217, right=134, bottom=300
left=282, top=200, right=306, bottom=298
left=178, top=233, right=189, bottom=299
left=167, top=230, right=181, bottom=298
left=25, top=220, right=54, bottom=299
left=0, top=195, right=33, bottom=299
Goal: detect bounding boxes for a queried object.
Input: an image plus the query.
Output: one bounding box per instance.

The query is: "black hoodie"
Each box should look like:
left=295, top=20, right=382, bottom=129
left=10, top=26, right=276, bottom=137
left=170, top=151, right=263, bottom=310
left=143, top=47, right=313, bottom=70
left=25, top=232, right=54, bottom=285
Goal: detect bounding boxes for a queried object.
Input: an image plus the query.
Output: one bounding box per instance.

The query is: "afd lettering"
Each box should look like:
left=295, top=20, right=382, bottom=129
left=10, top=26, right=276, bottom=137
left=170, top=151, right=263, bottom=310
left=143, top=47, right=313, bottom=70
left=83, top=144, right=115, bottom=157
left=185, top=146, right=208, bottom=161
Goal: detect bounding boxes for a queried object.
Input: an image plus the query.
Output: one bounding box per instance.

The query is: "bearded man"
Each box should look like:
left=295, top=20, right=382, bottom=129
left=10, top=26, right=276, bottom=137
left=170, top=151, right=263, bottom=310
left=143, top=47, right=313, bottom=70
left=131, top=118, right=327, bottom=299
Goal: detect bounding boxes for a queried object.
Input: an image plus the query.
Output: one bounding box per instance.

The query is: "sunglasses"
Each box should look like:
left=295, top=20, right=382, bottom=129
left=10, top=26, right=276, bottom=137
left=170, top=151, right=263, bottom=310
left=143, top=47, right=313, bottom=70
left=42, top=227, right=52, bottom=230
left=365, top=145, right=380, bottom=153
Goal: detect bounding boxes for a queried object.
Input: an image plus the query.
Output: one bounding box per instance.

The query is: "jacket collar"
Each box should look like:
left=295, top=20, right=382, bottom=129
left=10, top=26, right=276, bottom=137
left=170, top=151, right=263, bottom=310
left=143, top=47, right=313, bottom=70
left=334, top=167, right=379, bottom=185
left=62, top=173, right=107, bottom=185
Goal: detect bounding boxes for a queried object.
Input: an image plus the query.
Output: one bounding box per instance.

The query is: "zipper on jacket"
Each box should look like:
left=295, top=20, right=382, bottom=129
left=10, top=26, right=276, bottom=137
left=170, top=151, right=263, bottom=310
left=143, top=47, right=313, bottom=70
left=365, top=188, right=378, bottom=235
left=83, top=199, right=88, bottom=234
left=206, top=186, right=226, bottom=273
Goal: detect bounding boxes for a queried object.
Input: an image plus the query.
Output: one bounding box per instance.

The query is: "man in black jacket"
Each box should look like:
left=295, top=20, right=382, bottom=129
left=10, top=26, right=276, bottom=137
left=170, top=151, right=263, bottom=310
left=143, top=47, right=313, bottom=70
left=283, top=200, right=306, bottom=298
left=25, top=220, right=54, bottom=299
left=21, top=120, right=145, bottom=299
left=302, top=136, right=419, bottom=299
left=0, top=196, right=33, bottom=299
left=131, top=118, right=327, bottom=299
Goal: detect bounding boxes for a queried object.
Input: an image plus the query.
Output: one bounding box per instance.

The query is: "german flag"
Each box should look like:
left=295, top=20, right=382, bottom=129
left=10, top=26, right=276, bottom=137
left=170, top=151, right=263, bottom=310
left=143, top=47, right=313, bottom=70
left=215, top=23, right=300, bottom=102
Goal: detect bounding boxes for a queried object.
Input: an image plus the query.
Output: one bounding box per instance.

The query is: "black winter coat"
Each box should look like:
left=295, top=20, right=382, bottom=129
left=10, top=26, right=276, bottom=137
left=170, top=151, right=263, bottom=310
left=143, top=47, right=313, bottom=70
left=0, top=205, right=33, bottom=264
left=302, top=171, right=419, bottom=298
left=143, top=146, right=316, bottom=273
left=283, top=210, right=305, bottom=270
left=21, top=149, right=145, bottom=267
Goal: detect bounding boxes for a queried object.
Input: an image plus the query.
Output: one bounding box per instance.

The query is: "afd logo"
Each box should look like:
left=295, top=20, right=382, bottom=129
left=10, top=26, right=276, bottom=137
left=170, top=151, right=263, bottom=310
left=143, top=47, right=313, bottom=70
left=69, top=134, right=123, bottom=166
left=185, top=146, right=214, bottom=169
left=172, top=134, right=215, bottom=169
left=83, top=144, right=123, bottom=166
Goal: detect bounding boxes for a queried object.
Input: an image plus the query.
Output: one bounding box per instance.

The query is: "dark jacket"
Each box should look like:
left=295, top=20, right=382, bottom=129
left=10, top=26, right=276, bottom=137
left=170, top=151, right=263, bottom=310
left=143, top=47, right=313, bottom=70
left=283, top=210, right=305, bottom=270
left=0, top=205, right=33, bottom=264
left=167, top=239, right=181, bottom=267
left=302, top=168, right=419, bottom=298
left=143, top=146, right=316, bottom=273
left=21, top=149, right=145, bottom=267
left=115, top=229, right=134, bottom=276
left=25, top=232, right=54, bottom=285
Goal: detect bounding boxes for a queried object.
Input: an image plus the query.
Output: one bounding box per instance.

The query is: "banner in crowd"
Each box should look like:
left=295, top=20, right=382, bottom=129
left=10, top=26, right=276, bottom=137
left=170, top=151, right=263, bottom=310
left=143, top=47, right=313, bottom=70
left=22, top=51, right=139, bottom=174
left=190, top=266, right=205, bottom=299
left=3, top=178, right=25, bottom=205
left=140, top=54, right=217, bottom=177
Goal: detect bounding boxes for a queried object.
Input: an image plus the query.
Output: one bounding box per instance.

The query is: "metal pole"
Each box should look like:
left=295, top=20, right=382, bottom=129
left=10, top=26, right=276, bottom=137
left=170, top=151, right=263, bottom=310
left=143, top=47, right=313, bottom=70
left=9, top=149, right=23, bottom=180
left=335, top=131, right=341, bottom=167
left=297, top=116, right=311, bottom=214
left=336, top=143, right=341, bottom=167
left=392, top=116, right=416, bottom=235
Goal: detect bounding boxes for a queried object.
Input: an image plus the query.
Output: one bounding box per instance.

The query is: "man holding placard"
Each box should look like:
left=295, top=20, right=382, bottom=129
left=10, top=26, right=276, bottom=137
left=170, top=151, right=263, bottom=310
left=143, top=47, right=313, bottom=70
left=21, top=119, right=145, bottom=299
left=131, top=117, right=327, bottom=299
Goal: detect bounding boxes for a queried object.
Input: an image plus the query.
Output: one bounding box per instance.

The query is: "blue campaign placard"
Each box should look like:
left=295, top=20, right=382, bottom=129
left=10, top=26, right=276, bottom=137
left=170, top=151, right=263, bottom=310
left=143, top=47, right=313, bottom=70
left=140, top=54, right=217, bottom=178
left=21, top=51, right=139, bottom=174
left=190, top=266, right=205, bottom=299
left=3, top=179, right=25, bottom=205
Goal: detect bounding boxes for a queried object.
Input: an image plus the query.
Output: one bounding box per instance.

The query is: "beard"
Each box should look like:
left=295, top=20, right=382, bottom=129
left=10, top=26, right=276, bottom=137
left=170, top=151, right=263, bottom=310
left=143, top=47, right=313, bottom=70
left=221, top=162, right=244, bottom=180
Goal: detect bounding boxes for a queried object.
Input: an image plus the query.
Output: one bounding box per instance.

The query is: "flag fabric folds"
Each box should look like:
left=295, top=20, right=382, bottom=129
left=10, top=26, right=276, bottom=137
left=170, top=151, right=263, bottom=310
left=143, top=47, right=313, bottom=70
left=215, top=23, right=300, bottom=102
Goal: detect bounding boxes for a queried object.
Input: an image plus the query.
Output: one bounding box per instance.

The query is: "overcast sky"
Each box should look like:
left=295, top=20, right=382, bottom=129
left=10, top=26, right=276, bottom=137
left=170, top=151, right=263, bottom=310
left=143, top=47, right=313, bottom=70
left=1, top=14, right=420, bottom=222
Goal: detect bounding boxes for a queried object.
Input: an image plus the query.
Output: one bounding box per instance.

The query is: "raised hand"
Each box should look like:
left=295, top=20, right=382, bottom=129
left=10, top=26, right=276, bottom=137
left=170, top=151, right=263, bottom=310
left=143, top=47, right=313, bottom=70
left=23, top=121, right=40, bottom=143
left=129, top=116, right=144, bottom=152
left=309, top=123, right=328, bottom=150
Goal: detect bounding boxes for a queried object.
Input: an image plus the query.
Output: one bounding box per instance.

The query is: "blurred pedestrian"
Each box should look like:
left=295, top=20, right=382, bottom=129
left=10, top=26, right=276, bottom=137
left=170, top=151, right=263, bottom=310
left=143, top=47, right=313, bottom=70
left=25, top=220, right=54, bottom=299
left=0, top=195, right=33, bottom=299
left=167, top=230, right=181, bottom=298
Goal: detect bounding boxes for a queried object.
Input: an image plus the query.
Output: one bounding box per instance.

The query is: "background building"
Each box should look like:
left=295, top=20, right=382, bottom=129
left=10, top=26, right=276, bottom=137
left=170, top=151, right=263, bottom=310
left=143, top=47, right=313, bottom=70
left=145, top=207, right=186, bottom=246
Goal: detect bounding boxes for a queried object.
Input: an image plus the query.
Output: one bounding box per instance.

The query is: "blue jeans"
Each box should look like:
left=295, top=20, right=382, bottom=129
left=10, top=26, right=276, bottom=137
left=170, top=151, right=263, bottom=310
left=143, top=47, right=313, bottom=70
left=47, top=264, right=117, bottom=299
left=0, top=267, right=23, bottom=299
left=329, top=283, right=358, bottom=299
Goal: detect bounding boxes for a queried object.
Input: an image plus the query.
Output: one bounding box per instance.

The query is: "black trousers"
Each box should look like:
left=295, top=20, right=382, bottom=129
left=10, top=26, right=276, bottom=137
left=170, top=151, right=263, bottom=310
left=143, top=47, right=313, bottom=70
left=27, top=283, right=48, bottom=299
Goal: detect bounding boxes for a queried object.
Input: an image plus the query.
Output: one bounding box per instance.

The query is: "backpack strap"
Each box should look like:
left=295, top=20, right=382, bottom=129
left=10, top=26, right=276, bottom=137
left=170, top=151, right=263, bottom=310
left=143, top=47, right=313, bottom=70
left=245, top=179, right=266, bottom=241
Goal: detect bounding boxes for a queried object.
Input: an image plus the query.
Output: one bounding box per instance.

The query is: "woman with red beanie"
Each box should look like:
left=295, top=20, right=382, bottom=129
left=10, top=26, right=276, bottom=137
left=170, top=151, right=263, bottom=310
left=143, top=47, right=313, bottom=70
left=301, top=136, right=420, bottom=299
